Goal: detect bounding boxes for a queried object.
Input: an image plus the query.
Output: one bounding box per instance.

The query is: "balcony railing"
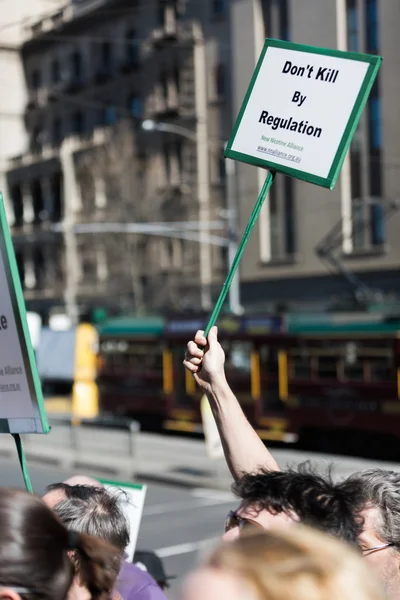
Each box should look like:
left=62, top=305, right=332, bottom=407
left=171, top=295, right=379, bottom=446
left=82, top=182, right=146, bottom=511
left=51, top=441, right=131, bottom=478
left=22, top=1, right=114, bottom=41
left=25, top=88, right=49, bottom=111
left=152, top=20, right=196, bottom=48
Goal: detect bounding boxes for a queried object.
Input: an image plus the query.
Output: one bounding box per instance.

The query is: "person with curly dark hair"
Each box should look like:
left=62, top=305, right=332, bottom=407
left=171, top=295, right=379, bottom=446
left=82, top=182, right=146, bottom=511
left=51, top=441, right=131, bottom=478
left=225, top=466, right=361, bottom=545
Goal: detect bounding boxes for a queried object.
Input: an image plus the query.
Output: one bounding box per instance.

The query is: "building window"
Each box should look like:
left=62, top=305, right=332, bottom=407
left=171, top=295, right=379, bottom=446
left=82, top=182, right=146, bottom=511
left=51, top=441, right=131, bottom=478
left=218, top=150, right=226, bottom=183
left=163, top=142, right=171, bottom=183
left=261, top=0, right=291, bottom=40
left=160, top=71, right=168, bottom=101
left=34, top=247, right=46, bottom=289
left=211, top=0, right=226, bottom=15
left=261, top=0, right=272, bottom=36
left=284, top=177, right=295, bottom=255
left=269, top=184, right=280, bottom=258
left=31, top=126, right=43, bottom=153
left=125, top=29, right=139, bottom=64
left=71, top=51, right=83, bottom=81
left=71, top=111, right=84, bottom=134
left=352, top=200, right=366, bottom=249
left=365, top=0, right=383, bottom=244
left=51, top=59, right=61, bottom=84
left=11, top=185, right=23, bottom=227
left=52, top=117, right=62, bottom=144
left=128, top=95, right=143, bottom=118
left=15, top=251, right=25, bottom=287
left=52, top=173, right=63, bottom=222
left=101, top=42, right=112, bottom=70
left=173, top=140, right=183, bottom=184
left=261, top=176, right=296, bottom=260
left=279, top=0, right=290, bottom=41
left=31, top=180, right=45, bottom=224
left=346, top=0, right=359, bottom=51
left=365, top=0, right=378, bottom=53
left=368, top=83, right=382, bottom=200
left=216, top=64, right=226, bottom=98
left=368, top=95, right=381, bottom=151
left=31, top=69, right=41, bottom=90
left=346, top=0, right=383, bottom=249
left=158, top=0, right=165, bottom=26
left=173, top=64, right=180, bottom=94
left=370, top=201, right=385, bottom=245
left=105, top=106, right=117, bottom=125
left=347, top=0, right=363, bottom=249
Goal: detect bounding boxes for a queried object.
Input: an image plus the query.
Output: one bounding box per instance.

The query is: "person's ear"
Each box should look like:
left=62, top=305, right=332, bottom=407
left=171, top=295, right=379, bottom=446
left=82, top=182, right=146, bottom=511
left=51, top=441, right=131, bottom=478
left=0, top=588, right=22, bottom=600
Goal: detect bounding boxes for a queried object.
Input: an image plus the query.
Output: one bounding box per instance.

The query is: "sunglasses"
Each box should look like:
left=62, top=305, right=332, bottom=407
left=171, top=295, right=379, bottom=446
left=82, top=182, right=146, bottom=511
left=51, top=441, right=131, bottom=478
left=361, top=542, right=394, bottom=555
left=224, top=510, right=264, bottom=533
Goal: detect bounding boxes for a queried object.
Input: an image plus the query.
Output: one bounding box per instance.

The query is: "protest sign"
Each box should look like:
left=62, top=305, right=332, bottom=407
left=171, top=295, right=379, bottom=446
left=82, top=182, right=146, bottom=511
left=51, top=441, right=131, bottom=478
left=0, top=195, right=48, bottom=435
left=99, top=478, right=147, bottom=560
left=202, top=40, right=381, bottom=339
left=225, top=39, right=381, bottom=189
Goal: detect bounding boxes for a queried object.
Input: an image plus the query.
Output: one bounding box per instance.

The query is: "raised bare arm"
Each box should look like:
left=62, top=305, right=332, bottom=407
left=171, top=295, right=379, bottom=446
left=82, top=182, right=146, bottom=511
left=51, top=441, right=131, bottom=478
left=183, top=327, right=279, bottom=481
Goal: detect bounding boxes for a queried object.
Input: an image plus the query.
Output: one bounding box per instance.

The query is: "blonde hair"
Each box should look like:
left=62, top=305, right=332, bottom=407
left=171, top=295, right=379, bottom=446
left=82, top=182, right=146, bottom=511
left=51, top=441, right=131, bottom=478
left=206, top=526, right=384, bottom=600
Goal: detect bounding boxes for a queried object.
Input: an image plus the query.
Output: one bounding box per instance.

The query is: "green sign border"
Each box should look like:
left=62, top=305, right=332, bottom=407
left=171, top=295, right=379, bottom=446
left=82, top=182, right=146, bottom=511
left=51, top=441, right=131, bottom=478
left=0, top=195, right=49, bottom=434
left=99, top=478, right=145, bottom=491
left=225, top=38, right=382, bottom=189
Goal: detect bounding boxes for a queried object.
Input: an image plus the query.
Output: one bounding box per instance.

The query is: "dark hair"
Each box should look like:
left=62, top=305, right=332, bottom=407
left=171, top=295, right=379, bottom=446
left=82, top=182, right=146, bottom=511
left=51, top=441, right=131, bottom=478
left=232, top=463, right=362, bottom=545
left=0, top=488, right=120, bottom=600
left=50, top=484, right=130, bottom=553
left=339, top=469, right=400, bottom=549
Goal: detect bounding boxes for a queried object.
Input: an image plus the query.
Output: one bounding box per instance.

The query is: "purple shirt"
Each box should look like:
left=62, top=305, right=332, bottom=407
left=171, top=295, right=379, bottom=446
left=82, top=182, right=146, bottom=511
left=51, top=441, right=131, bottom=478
left=116, top=561, right=168, bottom=600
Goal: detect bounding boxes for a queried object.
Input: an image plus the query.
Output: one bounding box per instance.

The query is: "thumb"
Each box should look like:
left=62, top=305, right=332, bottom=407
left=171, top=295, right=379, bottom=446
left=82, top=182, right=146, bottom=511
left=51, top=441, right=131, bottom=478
left=207, top=326, right=218, bottom=347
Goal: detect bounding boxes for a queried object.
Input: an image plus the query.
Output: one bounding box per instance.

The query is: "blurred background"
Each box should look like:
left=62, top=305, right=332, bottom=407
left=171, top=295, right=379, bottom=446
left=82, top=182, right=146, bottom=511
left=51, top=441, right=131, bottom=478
left=2, top=0, right=399, bottom=323
left=1, top=0, right=399, bottom=444
left=2, top=2, right=400, bottom=597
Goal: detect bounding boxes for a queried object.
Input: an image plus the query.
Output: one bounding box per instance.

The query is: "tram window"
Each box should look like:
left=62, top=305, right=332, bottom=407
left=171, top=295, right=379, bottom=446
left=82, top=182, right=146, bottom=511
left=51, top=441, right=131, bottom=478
left=222, top=341, right=251, bottom=374
left=343, top=364, right=364, bottom=381
left=260, top=346, right=278, bottom=370
left=369, top=360, right=393, bottom=382
left=99, top=342, right=162, bottom=372
left=127, top=351, right=163, bottom=371
left=289, top=348, right=311, bottom=379
left=317, top=356, right=338, bottom=379
left=293, top=361, right=311, bottom=379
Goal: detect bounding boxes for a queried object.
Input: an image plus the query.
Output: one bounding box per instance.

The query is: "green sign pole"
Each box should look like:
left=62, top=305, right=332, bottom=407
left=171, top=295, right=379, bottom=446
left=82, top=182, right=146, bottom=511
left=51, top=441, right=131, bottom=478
left=203, top=169, right=275, bottom=339
left=12, top=434, right=33, bottom=493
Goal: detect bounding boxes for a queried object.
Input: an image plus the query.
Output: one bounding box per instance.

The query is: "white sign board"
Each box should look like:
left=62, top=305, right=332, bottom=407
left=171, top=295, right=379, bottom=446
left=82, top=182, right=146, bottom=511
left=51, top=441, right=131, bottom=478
left=26, top=312, right=42, bottom=351
left=225, top=39, right=381, bottom=189
left=100, top=479, right=147, bottom=561
left=0, top=196, right=48, bottom=433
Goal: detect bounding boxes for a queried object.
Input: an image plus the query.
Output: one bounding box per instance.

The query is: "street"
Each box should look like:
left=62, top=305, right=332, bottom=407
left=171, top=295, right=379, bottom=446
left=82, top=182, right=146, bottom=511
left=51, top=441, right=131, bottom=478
left=2, top=447, right=400, bottom=600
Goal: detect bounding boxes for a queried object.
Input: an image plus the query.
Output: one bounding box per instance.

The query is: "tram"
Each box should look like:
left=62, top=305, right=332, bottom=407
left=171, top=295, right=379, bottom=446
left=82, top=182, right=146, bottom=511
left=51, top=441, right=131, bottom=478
left=94, top=312, right=400, bottom=444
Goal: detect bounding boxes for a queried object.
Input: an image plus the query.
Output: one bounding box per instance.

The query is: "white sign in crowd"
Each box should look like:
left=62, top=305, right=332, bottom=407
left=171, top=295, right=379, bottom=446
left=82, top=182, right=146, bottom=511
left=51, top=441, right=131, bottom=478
left=0, top=196, right=48, bottom=433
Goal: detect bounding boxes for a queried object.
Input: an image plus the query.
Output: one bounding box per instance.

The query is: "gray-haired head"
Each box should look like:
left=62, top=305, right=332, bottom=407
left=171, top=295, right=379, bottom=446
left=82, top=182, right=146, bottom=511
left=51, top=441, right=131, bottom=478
left=340, top=469, right=400, bottom=547
left=51, top=484, right=130, bottom=553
